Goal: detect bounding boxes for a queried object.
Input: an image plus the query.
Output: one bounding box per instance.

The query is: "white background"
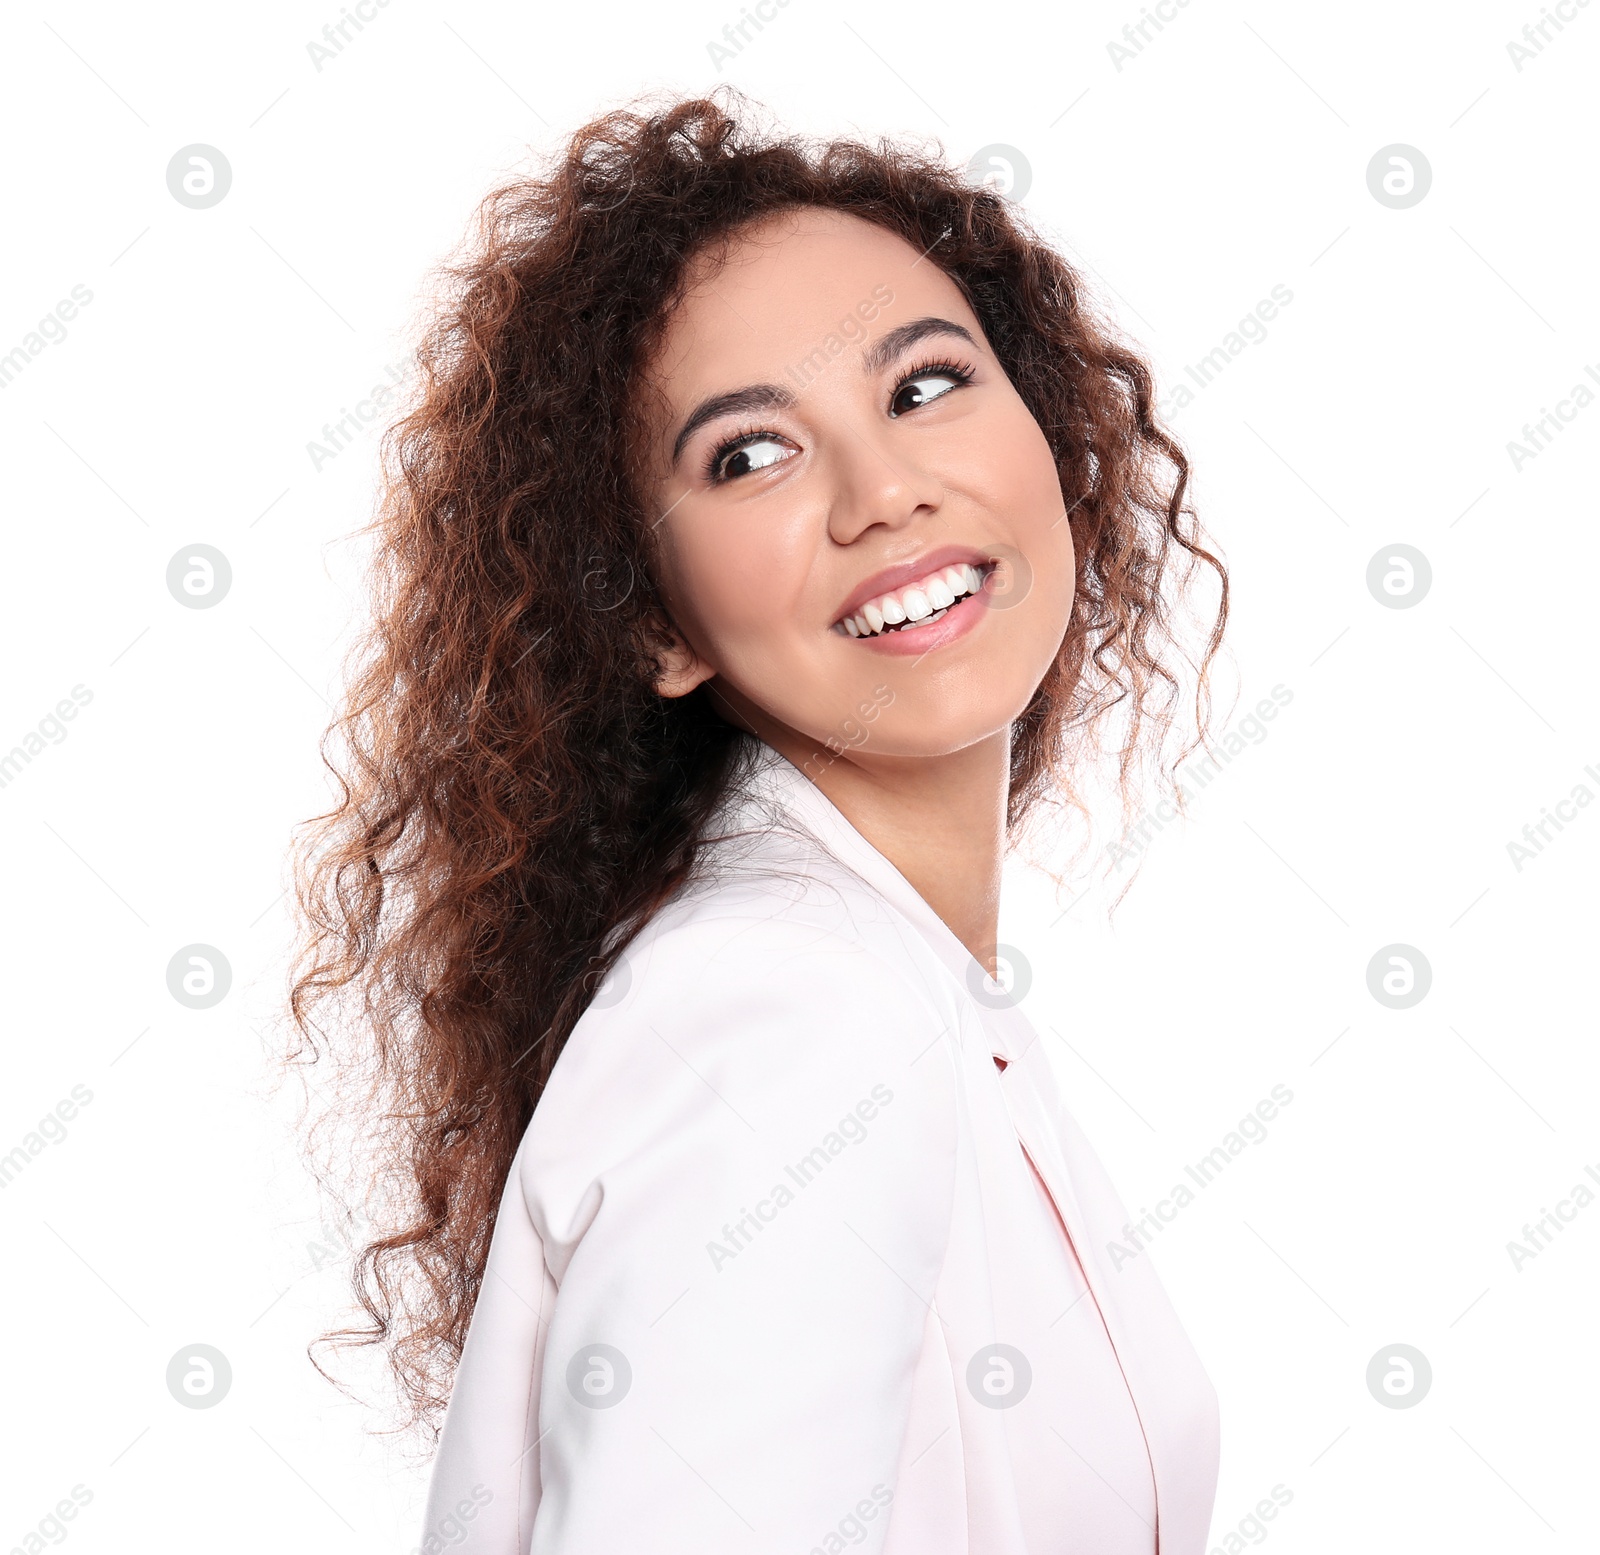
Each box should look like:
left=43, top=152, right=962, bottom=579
left=1, top=0, right=1595, bottom=1550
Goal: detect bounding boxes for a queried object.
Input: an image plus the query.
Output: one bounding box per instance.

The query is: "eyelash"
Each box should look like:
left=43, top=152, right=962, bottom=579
left=701, top=354, right=977, bottom=485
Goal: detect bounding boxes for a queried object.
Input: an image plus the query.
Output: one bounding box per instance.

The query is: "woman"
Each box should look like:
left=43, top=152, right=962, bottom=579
left=289, top=90, right=1230, bottom=1554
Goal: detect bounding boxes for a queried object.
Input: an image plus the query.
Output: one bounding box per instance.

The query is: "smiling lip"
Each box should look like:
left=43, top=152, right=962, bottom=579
left=831, top=544, right=995, bottom=629
left=843, top=586, right=990, bottom=656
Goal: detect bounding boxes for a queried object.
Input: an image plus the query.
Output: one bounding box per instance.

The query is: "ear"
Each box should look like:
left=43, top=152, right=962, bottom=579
left=642, top=606, right=717, bottom=699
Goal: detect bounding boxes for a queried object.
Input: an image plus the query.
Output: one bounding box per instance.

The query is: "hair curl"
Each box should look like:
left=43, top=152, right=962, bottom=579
left=285, top=86, right=1230, bottom=1441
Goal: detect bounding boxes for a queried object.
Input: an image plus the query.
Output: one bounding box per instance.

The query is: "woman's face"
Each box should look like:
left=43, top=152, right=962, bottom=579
left=636, top=206, right=1075, bottom=775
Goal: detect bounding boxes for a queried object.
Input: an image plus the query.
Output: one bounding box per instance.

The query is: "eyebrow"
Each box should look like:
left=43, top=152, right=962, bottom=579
left=669, top=315, right=980, bottom=468
left=860, top=315, right=978, bottom=377
left=671, top=383, right=796, bottom=468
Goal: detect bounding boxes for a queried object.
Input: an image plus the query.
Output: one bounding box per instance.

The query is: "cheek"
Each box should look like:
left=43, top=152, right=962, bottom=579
left=1006, top=414, right=1067, bottom=541
left=994, top=410, right=1064, bottom=519
left=664, top=504, right=814, bottom=654
left=946, top=404, right=1071, bottom=583
left=938, top=395, right=1063, bottom=518
left=950, top=407, right=1075, bottom=657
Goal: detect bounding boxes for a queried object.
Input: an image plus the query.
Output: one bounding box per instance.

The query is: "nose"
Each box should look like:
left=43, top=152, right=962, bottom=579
left=824, top=422, right=946, bottom=546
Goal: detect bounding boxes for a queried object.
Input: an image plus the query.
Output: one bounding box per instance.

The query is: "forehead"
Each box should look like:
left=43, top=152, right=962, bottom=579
left=646, top=208, right=975, bottom=404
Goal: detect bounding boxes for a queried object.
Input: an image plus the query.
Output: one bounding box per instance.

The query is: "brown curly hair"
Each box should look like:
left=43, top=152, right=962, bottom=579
left=285, top=86, right=1229, bottom=1442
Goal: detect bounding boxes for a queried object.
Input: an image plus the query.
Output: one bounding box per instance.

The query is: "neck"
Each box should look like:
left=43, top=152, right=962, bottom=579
left=756, top=723, right=1011, bottom=974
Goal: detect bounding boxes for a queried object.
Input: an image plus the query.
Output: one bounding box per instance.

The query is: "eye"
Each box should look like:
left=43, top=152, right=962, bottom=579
left=706, top=430, right=797, bottom=484
left=888, top=359, right=973, bottom=418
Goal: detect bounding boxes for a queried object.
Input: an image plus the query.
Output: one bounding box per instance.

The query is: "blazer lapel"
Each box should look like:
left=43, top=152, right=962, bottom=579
left=721, top=742, right=1215, bottom=1553
left=995, top=1010, right=1217, bottom=1555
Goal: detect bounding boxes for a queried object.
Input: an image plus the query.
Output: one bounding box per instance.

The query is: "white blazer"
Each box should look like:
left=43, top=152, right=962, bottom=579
left=419, top=736, right=1221, bottom=1554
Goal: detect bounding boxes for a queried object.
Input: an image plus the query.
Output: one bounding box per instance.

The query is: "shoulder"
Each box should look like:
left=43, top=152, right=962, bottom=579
left=579, top=816, right=965, bottom=1069
left=517, top=879, right=965, bottom=1275
left=559, top=855, right=963, bottom=1101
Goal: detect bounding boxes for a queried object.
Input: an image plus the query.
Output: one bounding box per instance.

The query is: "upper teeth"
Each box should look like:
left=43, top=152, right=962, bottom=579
left=838, top=563, right=988, bottom=638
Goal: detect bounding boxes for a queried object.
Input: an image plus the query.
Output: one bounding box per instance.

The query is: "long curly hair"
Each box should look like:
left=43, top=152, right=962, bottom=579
left=285, top=86, right=1230, bottom=1442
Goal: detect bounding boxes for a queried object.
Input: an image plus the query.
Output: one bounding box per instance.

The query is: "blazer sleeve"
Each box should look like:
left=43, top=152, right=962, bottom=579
left=426, top=909, right=962, bottom=1555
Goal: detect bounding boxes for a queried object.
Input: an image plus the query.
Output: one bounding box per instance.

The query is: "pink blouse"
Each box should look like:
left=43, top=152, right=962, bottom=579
left=990, top=1052, right=1159, bottom=1550
left=418, top=736, right=1221, bottom=1553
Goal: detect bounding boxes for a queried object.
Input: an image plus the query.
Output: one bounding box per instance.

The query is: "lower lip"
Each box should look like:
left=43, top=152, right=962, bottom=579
left=838, top=586, right=990, bottom=657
